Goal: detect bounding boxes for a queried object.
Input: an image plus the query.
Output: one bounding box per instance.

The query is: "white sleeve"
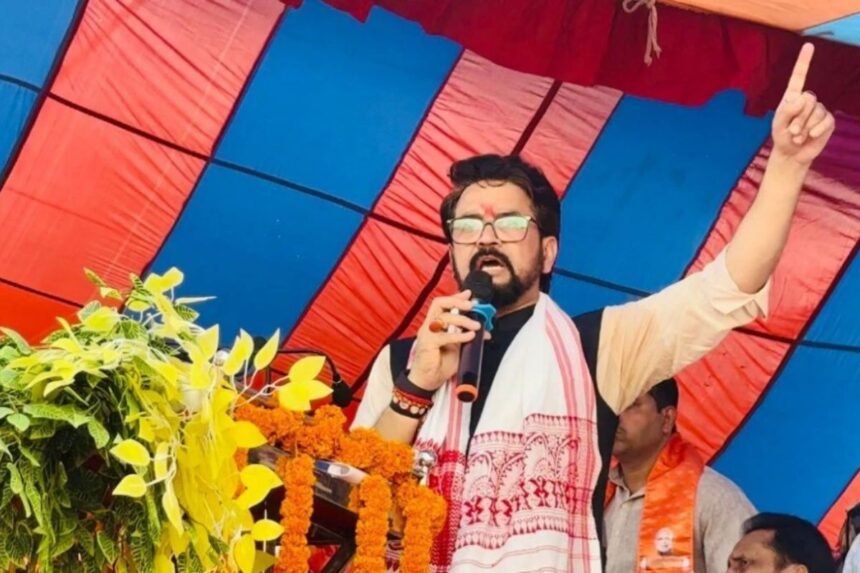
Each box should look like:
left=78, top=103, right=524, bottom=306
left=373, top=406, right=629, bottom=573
left=350, top=345, right=393, bottom=430
left=845, top=538, right=860, bottom=573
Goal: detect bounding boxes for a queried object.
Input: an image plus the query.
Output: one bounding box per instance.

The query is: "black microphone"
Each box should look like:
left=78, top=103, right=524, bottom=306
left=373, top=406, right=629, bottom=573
left=455, top=270, right=496, bottom=403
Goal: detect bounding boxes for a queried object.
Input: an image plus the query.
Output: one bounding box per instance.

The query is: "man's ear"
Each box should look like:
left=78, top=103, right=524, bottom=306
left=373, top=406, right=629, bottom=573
left=782, top=564, right=808, bottom=573
left=542, top=236, right=558, bottom=275
left=662, top=406, right=678, bottom=435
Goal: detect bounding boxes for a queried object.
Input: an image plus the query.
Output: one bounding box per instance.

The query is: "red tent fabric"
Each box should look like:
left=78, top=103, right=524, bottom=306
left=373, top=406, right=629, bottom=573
left=320, top=0, right=860, bottom=118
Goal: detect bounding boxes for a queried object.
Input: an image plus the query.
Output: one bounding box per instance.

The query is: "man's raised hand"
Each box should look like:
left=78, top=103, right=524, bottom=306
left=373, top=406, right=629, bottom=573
left=772, top=43, right=835, bottom=165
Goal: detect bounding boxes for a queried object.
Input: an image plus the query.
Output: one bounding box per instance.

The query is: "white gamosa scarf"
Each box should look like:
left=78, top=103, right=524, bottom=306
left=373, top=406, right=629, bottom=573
left=389, top=294, right=603, bottom=573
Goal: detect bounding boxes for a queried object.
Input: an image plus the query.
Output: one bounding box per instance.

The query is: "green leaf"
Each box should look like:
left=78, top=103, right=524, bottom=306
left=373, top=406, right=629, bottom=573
left=81, top=553, right=100, bottom=573
left=78, top=300, right=102, bottom=321
left=20, top=464, right=49, bottom=541
left=28, top=421, right=58, bottom=440
left=119, top=321, right=147, bottom=341
left=0, top=328, right=31, bottom=354
left=174, top=304, right=199, bottom=322
left=0, top=345, right=19, bottom=362
left=0, top=481, right=13, bottom=511
left=129, top=531, right=154, bottom=573
left=0, top=407, right=13, bottom=420
left=6, top=413, right=29, bottom=432
left=51, top=532, right=76, bottom=559
left=18, top=445, right=41, bottom=467
left=97, top=530, right=118, bottom=564
left=23, top=403, right=91, bottom=428
left=7, top=524, right=32, bottom=566
left=79, top=528, right=95, bottom=557
left=84, top=268, right=108, bottom=287
left=6, top=464, right=22, bottom=495
left=86, top=419, right=110, bottom=448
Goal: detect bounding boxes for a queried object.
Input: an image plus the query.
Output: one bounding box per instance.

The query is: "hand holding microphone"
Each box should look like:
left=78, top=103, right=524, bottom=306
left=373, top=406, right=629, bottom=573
left=408, top=271, right=495, bottom=400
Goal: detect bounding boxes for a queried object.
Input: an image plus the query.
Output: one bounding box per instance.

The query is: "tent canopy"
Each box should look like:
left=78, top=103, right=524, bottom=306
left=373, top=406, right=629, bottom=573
left=0, top=0, right=858, bottom=550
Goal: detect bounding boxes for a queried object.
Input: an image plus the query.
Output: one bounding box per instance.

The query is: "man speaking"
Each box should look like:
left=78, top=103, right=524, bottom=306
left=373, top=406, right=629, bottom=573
left=352, top=44, right=835, bottom=573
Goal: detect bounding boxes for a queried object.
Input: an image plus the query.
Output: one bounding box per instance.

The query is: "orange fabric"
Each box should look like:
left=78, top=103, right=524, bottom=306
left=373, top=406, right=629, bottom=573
left=661, top=0, right=860, bottom=32
left=607, top=434, right=705, bottom=572
left=676, top=143, right=860, bottom=460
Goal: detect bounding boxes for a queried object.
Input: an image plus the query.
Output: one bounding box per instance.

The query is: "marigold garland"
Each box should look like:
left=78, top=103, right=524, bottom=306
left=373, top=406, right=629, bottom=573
left=351, top=475, right=392, bottom=573
left=274, top=454, right=315, bottom=573
left=396, top=480, right=447, bottom=573
left=236, top=403, right=446, bottom=572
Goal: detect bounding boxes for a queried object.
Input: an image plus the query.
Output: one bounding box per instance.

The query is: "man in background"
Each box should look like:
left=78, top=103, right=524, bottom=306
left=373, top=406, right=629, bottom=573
left=605, top=379, right=755, bottom=573
left=728, top=513, right=836, bottom=573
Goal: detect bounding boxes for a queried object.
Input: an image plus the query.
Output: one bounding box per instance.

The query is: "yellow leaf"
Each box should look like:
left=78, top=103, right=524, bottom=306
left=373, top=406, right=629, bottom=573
left=253, top=329, right=280, bottom=371
left=126, top=299, right=150, bottom=313
left=288, top=355, right=326, bottom=384
left=56, top=317, right=74, bottom=336
left=252, top=551, right=277, bottom=573
left=154, top=553, right=175, bottom=573
left=82, top=307, right=119, bottom=333
left=154, top=442, right=170, bottom=480
left=113, top=474, right=146, bottom=498
left=152, top=360, right=180, bottom=385
left=197, top=325, right=219, bottom=361
left=233, top=421, right=267, bottom=449
left=43, top=378, right=74, bottom=397
left=110, top=439, right=151, bottom=467
left=240, top=464, right=282, bottom=491
left=99, top=286, right=123, bottom=300
left=51, top=338, right=81, bottom=353
left=143, top=272, right=173, bottom=295
left=189, top=362, right=211, bottom=390
left=222, top=333, right=251, bottom=377
left=277, top=385, right=310, bottom=412
left=9, top=355, right=40, bottom=369
left=277, top=379, right=332, bottom=412
left=212, top=387, right=237, bottom=415
left=162, top=485, right=183, bottom=532
left=234, top=534, right=255, bottom=573
left=237, top=330, right=254, bottom=363
left=236, top=487, right=269, bottom=510
left=168, top=525, right=189, bottom=554
left=235, top=464, right=282, bottom=509
left=26, top=370, right=60, bottom=389
left=162, top=268, right=184, bottom=289
left=251, top=519, right=284, bottom=542
left=100, top=348, right=120, bottom=365
left=138, top=419, right=155, bottom=443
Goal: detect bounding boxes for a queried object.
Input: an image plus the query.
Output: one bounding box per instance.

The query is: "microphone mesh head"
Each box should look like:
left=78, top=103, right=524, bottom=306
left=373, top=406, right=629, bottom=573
left=463, top=270, right=493, bottom=302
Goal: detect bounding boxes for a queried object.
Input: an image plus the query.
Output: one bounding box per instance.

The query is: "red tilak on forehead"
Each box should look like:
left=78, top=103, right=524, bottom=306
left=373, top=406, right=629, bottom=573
left=480, top=204, right=496, bottom=218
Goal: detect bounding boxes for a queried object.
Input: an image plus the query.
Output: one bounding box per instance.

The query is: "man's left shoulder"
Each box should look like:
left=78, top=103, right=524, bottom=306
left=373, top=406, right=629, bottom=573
left=696, top=467, right=756, bottom=517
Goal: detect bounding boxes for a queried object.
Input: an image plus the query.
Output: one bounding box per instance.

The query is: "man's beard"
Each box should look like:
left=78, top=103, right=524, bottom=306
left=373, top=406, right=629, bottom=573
left=454, top=247, right=542, bottom=308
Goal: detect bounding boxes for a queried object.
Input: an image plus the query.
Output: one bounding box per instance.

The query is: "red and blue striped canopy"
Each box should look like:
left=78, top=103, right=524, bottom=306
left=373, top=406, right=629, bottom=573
left=0, top=0, right=858, bottom=547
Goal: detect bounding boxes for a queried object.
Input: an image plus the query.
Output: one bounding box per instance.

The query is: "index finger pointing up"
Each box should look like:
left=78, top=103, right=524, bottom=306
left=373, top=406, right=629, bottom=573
left=785, top=43, right=814, bottom=98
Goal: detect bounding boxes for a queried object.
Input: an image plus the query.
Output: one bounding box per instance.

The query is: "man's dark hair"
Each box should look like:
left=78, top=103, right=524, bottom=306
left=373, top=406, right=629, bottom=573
left=439, top=154, right=561, bottom=292
left=743, top=513, right=836, bottom=573
left=648, top=378, right=679, bottom=411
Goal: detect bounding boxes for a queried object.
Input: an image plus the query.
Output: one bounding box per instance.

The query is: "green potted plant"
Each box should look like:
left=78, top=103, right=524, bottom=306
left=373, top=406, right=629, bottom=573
left=0, top=269, right=286, bottom=573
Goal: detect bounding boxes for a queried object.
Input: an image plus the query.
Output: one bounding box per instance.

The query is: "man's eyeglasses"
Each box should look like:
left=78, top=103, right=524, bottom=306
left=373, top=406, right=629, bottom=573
left=446, top=214, right=536, bottom=245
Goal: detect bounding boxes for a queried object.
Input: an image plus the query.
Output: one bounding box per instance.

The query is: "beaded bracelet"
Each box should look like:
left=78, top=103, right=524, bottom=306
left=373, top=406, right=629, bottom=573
left=389, top=386, right=433, bottom=420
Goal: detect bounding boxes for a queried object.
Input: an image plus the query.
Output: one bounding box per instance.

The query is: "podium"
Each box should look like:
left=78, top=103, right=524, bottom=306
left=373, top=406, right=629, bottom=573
left=248, top=445, right=434, bottom=572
